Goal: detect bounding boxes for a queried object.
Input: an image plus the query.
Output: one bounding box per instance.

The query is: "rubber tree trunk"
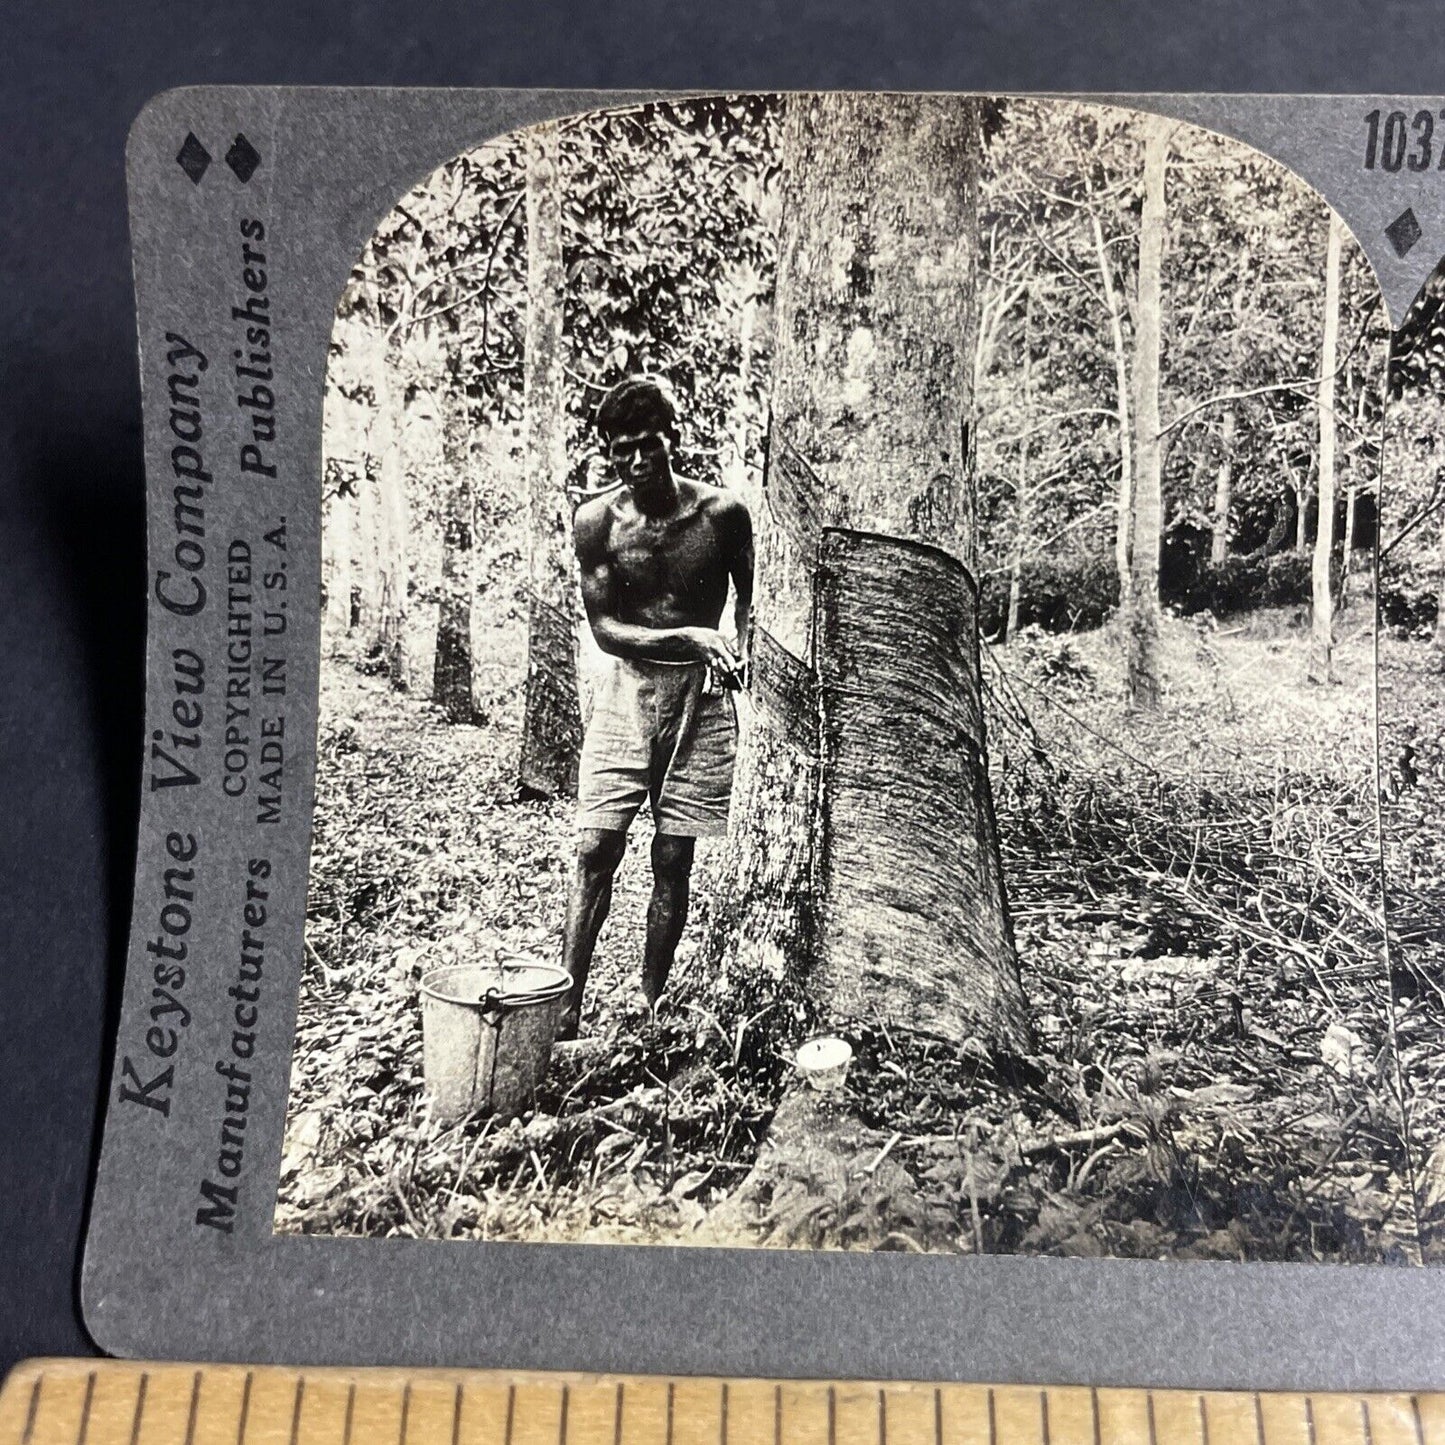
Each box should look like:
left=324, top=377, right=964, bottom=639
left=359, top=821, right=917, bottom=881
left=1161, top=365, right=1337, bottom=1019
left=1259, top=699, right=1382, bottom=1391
left=1126, top=118, right=1168, bottom=712
left=322, top=471, right=354, bottom=639
left=353, top=317, right=408, bottom=687
left=519, top=121, right=583, bottom=798
left=716, top=93, right=1030, bottom=1055
left=432, top=376, right=478, bottom=723
left=1089, top=201, right=1134, bottom=605
left=1341, top=483, right=1357, bottom=609
left=349, top=322, right=382, bottom=641
left=1210, top=408, right=1236, bottom=566
left=1006, top=291, right=1032, bottom=643
left=321, top=327, right=363, bottom=640
left=1310, top=211, right=1343, bottom=684
left=377, top=346, right=411, bottom=691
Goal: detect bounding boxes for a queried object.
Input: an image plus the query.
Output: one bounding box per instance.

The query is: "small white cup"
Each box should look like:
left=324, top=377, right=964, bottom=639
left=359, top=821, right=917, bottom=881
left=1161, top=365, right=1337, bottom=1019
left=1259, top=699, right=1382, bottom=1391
left=795, top=1036, right=853, bottom=1094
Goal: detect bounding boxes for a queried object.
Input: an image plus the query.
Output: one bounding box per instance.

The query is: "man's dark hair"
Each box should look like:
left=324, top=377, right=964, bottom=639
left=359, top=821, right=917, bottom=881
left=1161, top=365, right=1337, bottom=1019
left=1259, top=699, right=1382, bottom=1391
left=594, top=376, right=679, bottom=445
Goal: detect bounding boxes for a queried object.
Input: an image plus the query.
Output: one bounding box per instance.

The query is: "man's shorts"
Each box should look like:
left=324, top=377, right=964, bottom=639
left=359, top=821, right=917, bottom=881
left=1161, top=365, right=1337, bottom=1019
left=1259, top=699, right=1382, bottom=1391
left=577, top=657, right=737, bottom=838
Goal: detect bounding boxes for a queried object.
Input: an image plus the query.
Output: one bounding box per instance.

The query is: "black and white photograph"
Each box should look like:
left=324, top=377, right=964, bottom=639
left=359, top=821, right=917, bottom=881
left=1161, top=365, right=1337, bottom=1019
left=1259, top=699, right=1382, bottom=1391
left=1378, top=258, right=1445, bottom=1264
left=274, top=93, right=1408, bottom=1262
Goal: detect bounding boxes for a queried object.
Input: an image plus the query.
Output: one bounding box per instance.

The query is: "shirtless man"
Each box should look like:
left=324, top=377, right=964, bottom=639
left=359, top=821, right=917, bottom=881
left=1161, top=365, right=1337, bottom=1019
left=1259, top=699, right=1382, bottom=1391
left=560, top=377, right=754, bottom=1039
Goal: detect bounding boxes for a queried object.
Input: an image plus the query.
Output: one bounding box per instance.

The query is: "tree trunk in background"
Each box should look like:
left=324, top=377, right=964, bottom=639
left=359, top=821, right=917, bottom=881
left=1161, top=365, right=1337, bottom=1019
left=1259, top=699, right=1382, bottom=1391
left=1126, top=118, right=1168, bottom=711
left=1341, top=482, right=1358, bottom=609
left=1310, top=211, right=1342, bottom=683
left=519, top=121, right=583, bottom=798
left=722, top=272, right=763, bottom=502
left=322, top=471, right=354, bottom=639
left=1006, top=291, right=1032, bottom=642
left=1210, top=407, right=1236, bottom=566
left=321, top=340, right=363, bottom=641
left=1090, top=204, right=1134, bottom=605
left=432, top=378, right=478, bottom=723
left=717, top=93, right=1030, bottom=1055
left=376, top=347, right=411, bottom=691
left=1295, top=474, right=1310, bottom=554
left=348, top=322, right=384, bottom=643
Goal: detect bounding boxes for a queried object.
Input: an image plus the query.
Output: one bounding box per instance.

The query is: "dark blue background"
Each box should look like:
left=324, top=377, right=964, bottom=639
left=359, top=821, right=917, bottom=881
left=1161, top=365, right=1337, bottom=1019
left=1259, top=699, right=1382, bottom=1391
left=1, top=0, right=1437, bottom=1370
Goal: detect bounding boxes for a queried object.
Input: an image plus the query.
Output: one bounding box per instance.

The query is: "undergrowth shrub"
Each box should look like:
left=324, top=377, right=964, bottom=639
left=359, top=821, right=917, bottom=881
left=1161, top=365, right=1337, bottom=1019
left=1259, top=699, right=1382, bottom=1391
left=1380, top=551, right=1440, bottom=636
left=983, top=549, right=1337, bottom=637
left=1164, top=551, right=1324, bottom=619
left=980, top=555, right=1119, bottom=637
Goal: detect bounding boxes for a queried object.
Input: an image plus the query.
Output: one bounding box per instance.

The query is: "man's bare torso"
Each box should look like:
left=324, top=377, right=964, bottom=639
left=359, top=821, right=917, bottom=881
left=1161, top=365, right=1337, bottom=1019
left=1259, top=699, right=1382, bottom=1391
left=576, top=478, right=740, bottom=632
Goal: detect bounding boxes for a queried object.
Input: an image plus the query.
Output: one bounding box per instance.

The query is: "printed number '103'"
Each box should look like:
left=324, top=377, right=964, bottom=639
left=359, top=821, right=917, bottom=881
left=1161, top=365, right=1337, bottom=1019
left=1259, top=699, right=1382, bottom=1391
left=1364, top=108, right=1443, bottom=171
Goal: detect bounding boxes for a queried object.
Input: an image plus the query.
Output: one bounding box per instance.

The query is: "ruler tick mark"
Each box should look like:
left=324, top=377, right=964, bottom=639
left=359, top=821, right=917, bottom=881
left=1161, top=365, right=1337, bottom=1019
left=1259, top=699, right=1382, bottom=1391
left=1360, top=1399, right=1373, bottom=1445
left=1146, top=1392, right=1157, bottom=1445
left=1090, top=1388, right=1101, bottom=1445
left=129, top=1374, right=150, bottom=1445
left=184, top=1374, right=202, bottom=1445
left=879, top=1389, right=888, bottom=1445
left=1253, top=1394, right=1265, bottom=1445
left=828, top=1387, right=836, bottom=1445
left=560, top=1386, right=570, bottom=1445
left=290, top=1379, right=306, bottom=1445
left=77, top=1372, right=97, bottom=1445
left=1197, top=1396, right=1209, bottom=1445
left=614, top=1384, right=624, bottom=1445
left=720, top=1382, right=729, bottom=1445
left=22, top=1376, right=43, bottom=1445
left=1305, top=1396, right=1317, bottom=1445
left=1041, top=1391, right=1050, bottom=1445
left=400, top=1383, right=412, bottom=1445
left=237, top=1374, right=254, bottom=1445
left=452, top=1384, right=463, bottom=1445
left=505, top=1385, right=516, bottom=1445
left=774, top=1385, right=782, bottom=1445
left=932, top=1388, right=942, bottom=1445
left=1412, top=1397, right=1426, bottom=1445
left=987, top=1388, right=997, bottom=1445
left=667, top=1383, right=674, bottom=1445
left=342, top=1386, right=356, bottom=1445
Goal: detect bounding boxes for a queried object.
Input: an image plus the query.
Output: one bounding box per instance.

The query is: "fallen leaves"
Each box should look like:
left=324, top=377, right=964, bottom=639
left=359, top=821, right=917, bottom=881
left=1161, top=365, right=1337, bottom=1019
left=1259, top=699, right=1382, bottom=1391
left=276, top=612, right=1420, bottom=1262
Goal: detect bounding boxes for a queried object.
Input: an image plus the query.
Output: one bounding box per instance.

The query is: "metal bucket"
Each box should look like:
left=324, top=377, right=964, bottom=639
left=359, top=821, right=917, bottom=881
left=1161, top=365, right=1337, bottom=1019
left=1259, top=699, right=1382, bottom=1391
left=419, top=961, right=572, bottom=1124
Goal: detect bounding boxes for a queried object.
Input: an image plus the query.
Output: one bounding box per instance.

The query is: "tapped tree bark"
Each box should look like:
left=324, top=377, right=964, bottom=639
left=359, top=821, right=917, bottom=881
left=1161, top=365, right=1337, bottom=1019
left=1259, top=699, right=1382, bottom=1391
left=1126, top=118, right=1168, bottom=711
left=715, top=93, right=1030, bottom=1058
left=1309, top=210, right=1344, bottom=683
left=519, top=121, right=583, bottom=797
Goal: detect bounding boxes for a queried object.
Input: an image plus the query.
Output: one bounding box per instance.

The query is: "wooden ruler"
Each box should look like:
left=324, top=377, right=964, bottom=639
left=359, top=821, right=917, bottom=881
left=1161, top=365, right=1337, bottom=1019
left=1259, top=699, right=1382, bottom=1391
left=2, top=1361, right=1443, bottom=1445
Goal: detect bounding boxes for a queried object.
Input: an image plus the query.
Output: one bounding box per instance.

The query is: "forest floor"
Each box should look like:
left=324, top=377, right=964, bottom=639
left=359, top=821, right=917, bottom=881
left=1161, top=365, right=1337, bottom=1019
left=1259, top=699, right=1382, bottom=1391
left=277, top=602, right=1424, bottom=1262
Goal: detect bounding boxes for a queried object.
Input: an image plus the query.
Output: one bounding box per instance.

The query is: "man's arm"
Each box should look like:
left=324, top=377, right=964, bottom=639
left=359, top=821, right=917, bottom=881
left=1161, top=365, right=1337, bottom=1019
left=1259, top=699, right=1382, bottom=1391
left=723, top=494, right=754, bottom=668
left=574, top=501, right=739, bottom=671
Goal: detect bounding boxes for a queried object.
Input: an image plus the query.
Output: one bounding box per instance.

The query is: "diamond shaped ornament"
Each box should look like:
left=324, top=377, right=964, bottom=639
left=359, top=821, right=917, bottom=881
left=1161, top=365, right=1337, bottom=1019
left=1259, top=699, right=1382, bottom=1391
left=225, top=134, right=261, bottom=183
left=1385, top=207, right=1423, bottom=260
left=176, top=132, right=211, bottom=184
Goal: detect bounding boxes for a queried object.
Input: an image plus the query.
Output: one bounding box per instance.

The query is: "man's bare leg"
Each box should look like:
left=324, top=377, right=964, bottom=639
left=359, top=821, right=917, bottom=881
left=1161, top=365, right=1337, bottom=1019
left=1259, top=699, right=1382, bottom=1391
left=559, top=827, right=628, bottom=1039
left=641, top=833, right=696, bottom=1006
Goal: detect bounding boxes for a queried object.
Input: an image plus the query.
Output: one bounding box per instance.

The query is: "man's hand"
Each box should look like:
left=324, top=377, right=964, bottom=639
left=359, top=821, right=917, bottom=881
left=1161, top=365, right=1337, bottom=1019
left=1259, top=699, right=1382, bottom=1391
left=676, top=626, right=742, bottom=683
